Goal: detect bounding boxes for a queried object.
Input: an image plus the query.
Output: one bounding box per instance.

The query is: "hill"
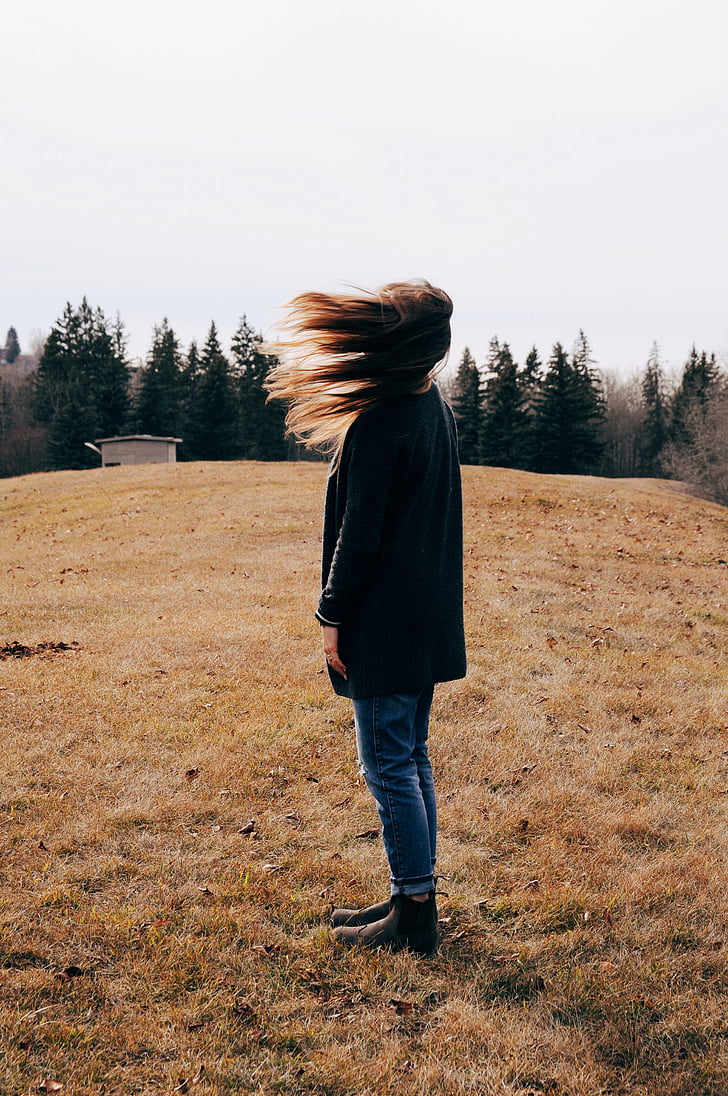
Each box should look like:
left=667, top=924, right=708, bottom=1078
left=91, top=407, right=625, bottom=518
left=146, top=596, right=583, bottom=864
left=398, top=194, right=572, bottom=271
left=1, top=462, right=726, bottom=1096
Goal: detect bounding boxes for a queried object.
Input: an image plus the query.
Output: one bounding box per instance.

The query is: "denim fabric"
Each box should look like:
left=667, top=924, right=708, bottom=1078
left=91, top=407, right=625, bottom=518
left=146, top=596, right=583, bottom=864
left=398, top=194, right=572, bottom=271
left=352, top=687, right=436, bottom=897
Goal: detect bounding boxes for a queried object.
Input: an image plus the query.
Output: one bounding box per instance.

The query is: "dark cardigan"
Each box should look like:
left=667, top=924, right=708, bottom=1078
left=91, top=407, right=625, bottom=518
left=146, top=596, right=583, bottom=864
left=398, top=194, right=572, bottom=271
left=316, top=383, right=466, bottom=699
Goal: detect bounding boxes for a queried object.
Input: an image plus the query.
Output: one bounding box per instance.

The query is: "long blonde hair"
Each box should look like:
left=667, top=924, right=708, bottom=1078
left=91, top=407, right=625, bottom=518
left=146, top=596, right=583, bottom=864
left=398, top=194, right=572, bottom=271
left=265, top=279, right=452, bottom=457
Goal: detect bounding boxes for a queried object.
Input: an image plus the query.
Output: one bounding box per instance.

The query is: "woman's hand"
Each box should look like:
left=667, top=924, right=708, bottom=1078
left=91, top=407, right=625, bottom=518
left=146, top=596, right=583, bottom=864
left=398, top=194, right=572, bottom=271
left=322, top=625, right=347, bottom=679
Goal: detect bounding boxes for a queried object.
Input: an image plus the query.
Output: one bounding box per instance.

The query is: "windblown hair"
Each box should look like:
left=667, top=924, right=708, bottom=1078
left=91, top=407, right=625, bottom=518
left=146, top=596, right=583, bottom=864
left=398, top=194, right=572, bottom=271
left=265, top=279, right=452, bottom=457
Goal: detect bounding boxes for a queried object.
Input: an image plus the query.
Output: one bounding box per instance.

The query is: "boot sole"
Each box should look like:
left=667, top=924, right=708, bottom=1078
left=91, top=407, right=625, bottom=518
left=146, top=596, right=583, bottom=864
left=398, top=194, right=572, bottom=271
left=332, top=928, right=439, bottom=957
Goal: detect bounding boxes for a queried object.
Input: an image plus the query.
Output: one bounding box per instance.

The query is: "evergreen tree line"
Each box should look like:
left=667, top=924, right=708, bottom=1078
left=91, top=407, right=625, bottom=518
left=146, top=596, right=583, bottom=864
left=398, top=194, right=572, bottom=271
left=446, top=335, right=727, bottom=505
left=24, top=300, right=289, bottom=471
left=1, top=310, right=726, bottom=504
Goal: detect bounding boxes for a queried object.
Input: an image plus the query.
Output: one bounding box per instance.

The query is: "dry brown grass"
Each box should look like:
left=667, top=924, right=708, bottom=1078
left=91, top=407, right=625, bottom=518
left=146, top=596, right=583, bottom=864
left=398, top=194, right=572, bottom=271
left=1, top=461, right=726, bottom=1096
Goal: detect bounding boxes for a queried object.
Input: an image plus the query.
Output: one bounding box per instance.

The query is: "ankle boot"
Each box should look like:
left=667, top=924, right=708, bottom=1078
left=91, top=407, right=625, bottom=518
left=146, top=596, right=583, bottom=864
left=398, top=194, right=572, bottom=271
left=332, top=892, right=438, bottom=957
left=330, top=898, right=392, bottom=928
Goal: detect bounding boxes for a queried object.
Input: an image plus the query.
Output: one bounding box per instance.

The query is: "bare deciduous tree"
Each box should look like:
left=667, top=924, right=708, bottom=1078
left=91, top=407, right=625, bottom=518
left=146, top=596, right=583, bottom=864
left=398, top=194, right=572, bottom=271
left=663, top=380, right=728, bottom=505
left=600, top=370, right=643, bottom=477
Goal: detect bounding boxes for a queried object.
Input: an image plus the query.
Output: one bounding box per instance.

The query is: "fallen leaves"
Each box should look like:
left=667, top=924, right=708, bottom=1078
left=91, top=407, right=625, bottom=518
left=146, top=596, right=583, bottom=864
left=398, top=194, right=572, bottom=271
left=252, top=943, right=280, bottom=957
left=515, top=1079, right=560, bottom=1096
left=54, top=965, right=85, bottom=981
left=174, top=1065, right=205, bottom=1092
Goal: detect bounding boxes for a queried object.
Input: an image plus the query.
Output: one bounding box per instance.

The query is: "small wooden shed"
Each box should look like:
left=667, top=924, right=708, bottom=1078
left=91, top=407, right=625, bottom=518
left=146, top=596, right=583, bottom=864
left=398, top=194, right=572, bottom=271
left=95, top=435, right=183, bottom=467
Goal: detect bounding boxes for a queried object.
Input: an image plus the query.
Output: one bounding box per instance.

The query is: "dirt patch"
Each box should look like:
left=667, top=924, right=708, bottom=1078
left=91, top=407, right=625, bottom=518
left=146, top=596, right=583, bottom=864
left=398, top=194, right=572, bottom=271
left=0, top=641, right=80, bottom=660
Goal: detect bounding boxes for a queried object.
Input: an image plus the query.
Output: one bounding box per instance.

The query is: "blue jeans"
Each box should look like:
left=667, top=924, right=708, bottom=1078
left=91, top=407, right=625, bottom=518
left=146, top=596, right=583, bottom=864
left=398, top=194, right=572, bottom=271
left=352, top=687, right=436, bottom=897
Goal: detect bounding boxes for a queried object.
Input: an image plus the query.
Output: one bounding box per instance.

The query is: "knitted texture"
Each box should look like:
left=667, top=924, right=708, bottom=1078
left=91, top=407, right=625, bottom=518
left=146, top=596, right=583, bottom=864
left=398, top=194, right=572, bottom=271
left=317, top=384, right=466, bottom=699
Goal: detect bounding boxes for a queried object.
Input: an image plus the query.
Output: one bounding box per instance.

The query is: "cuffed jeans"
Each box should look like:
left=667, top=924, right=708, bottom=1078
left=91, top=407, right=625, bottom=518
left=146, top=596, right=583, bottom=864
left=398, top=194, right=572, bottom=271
left=352, top=687, right=436, bottom=897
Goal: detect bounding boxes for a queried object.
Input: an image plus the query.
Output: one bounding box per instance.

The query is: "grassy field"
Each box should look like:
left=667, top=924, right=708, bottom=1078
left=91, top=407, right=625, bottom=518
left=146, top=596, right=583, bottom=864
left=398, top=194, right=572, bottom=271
left=1, top=460, right=726, bottom=1096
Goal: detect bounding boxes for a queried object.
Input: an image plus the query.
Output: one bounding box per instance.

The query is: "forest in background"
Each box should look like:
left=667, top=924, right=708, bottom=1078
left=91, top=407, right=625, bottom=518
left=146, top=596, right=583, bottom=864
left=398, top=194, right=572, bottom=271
left=444, top=335, right=727, bottom=505
left=1, top=303, right=726, bottom=505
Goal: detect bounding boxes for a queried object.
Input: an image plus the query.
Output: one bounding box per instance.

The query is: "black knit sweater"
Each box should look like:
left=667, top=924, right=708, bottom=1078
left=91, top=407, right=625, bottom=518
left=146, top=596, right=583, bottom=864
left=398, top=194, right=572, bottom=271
left=316, top=383, right=466, bottom=699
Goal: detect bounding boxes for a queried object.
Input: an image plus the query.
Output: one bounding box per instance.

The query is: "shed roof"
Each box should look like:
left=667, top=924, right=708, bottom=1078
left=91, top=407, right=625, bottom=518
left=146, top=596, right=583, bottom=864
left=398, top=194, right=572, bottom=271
left=95, top=434, right=183, bottom=444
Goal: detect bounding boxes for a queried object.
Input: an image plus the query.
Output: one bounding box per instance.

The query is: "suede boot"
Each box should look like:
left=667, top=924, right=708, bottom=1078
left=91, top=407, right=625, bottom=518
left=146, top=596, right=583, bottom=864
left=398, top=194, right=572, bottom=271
left=332, top=892, right=438, bottom=957
left=330, top=898, right=392, bottom=928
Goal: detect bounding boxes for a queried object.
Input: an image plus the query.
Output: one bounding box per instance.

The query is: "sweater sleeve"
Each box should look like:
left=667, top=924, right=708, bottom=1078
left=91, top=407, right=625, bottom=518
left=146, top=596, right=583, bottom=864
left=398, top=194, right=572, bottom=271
left=316, top=413, right=401, bottom=626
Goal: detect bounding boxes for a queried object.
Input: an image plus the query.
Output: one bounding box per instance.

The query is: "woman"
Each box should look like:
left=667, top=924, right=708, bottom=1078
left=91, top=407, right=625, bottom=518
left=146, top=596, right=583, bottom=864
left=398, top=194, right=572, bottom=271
left=267, top=280, right=466, bottom=956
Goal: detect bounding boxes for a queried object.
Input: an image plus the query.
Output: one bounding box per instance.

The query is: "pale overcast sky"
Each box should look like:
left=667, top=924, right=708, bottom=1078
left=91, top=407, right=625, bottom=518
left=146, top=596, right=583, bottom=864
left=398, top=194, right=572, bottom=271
left=3, top=0, right=728, bottom=376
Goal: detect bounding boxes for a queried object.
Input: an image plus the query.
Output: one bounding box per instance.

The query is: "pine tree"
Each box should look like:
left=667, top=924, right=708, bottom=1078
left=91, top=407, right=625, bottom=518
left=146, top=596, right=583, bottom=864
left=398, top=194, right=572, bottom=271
left=185, top=323, right=239, bottom=460
left=99, top=316, right=131, bottom=438
left=135, top=319, right=185, bottom=436
left=4, top=327, right=20, bottom=364
left=34, top=303, right=80, bottom=424
left=449, top=347, right=483, bottom=464
left=533, top=340, right=605, bottom=474
left=570, top=330, right=606, bottom=470
left=230, top=317, right=286, bottom=460
left=533, top=343, right=571, bottom=473
left=480, top=342, right=529, bottom=468
left=518, top=346, right=543, bottom=470
left=663, top=371, right=728, bottom=504
left=34, top=299, right=130, bottom=469
left=520, top=347, right=542, bottom=403
left=639, top=342, right=668, bottom=475
left=178, top=341, right=200, bottom=461
left=47, top=380, right=99, bottom=470
left=670, top=346, right=720, bottom=449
